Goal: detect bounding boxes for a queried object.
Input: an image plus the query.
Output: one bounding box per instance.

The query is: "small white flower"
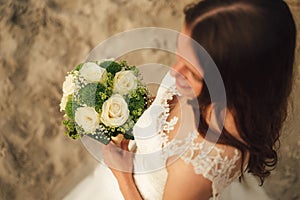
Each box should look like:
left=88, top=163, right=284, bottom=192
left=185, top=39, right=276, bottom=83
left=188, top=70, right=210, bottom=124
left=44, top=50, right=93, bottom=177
left=59, top=95, right=69, bottom=112
left=113, top=71, right=137, bottom=95
left=62, top=74, right=75, bottom=96
left=75, top=107, right=100, bottom=133
left=79, top=62, right=105, bottom=82
left=100, top=94, right=129, bottom=127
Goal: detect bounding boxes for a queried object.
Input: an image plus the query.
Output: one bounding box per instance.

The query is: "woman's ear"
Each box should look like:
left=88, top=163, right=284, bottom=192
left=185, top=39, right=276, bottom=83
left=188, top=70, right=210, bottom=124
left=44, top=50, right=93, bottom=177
left=205, top=104, right=228, bottom=134
left=204, top=104, right=213, bottom=125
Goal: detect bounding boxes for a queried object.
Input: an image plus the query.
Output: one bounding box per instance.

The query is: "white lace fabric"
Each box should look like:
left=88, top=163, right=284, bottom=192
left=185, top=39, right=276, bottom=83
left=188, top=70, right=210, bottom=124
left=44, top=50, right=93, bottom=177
left=158, top=85, right=243, bottom=199
left=133, top=72, right=244, bottom=200
left=163, top=130, right=242, bottom=200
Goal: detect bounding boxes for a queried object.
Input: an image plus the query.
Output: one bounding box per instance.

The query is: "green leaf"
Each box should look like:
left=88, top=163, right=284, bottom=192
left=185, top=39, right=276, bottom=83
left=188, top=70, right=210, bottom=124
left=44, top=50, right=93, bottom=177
left=63, top=118, right=80, bottom=139
left=65, top=96, right=80, bottom=119
left=74, top=63, right=84, bottom=71
left=106, top=61, right=122, bottom=75
left=99, top=61, right=114, bottom=68
left=77, top=82, right=111, bottom=112
left=78, top=83, right=98, bottom=106
left=124, top=132, right=134, bottom=140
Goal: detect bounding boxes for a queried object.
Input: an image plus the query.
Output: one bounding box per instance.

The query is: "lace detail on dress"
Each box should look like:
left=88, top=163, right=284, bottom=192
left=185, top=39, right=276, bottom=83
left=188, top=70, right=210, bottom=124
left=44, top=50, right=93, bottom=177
left=133, top=83, right=181, bottom=200
left=155, top=84, right=242, bottom=199
left=133, top=73, right=266, bottom=200
left=156, top=84, right=181, bottom=147
left=163, top=130, right=241, bottom=200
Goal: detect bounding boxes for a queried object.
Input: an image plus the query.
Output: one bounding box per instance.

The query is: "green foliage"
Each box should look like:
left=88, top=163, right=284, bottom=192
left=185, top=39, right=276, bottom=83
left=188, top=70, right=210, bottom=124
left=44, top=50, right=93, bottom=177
left=124, top=132, right=134, bottom=140
left=77, top=83, right=111, bottom=112
left=118, top=118, right=135, bottom=139
left=65, top=96, right=80, bottom=119
left=105, top=126, right=119, bottom=137
left=63, top=118, right=80, bottom=139
left=104, top=72, right=115, bottom=89
left=106, top=61, right=122, bottom=75
left=78, top=83, right=98, bottom=106
left=62, top=59, right=149, bottom=144
left=121, top=61, right=139, bottom=75
left=99, top=60, right=114, bottom=68
left=95, top=83, right=111, bottom=112
left=74, top=63, right=83, bottom=71
left=127, top=87, right=148, bottom=122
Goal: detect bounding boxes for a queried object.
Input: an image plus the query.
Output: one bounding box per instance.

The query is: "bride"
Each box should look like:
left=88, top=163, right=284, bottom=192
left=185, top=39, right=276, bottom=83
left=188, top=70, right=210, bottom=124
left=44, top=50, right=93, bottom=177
left=102, top=0, right=296, bottom=199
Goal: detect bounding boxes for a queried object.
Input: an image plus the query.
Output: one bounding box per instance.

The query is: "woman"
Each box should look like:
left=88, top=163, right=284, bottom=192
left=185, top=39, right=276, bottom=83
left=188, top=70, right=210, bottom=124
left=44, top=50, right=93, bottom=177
left=104, top=0, right=296, bottom=199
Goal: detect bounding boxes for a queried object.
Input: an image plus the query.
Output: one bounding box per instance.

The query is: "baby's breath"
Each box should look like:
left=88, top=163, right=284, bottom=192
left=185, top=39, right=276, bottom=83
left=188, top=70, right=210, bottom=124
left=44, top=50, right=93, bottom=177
left=60, top=60, right=151, bottom=145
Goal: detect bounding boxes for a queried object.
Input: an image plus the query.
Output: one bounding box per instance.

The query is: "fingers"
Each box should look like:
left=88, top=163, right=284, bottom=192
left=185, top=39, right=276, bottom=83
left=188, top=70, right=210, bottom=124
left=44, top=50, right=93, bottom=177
left=121, top=139, right=130, bottom=151
left=111, top=134, right=124, bottom=147
left=102, top=141, right=133, bottom=173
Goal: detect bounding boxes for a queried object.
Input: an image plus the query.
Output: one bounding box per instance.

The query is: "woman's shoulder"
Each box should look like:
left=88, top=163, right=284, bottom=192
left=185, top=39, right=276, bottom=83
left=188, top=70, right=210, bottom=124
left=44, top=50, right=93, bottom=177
left=166, top=129, right=244, bottom=173
left=165, top=130, right=245, bottom=198
left=164, top=155, right=214, bottom=200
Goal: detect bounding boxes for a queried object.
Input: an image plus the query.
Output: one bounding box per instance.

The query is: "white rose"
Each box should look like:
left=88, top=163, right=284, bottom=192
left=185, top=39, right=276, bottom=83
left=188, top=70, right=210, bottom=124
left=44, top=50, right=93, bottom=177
left=59, top=95, right=68, bottom=112
left=79, top=62, right=105, bottom=82
left=75, top=107, right=100, bottom=133
left=62, top=74, right=75, bottom=96
left=100, top=94, right=129, bottom=127
left=113, top=71, right=137, bottom=95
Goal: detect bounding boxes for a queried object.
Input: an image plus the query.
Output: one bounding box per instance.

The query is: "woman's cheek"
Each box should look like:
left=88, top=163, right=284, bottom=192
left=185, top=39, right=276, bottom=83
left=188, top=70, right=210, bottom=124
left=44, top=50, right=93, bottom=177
left=192, top=80, right=203, bottom=97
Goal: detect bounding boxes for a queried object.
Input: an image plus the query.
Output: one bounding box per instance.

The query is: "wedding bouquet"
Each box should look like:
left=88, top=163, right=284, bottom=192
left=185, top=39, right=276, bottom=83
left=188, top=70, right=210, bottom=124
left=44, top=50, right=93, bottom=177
left=60, top=59, right=151, bottom=145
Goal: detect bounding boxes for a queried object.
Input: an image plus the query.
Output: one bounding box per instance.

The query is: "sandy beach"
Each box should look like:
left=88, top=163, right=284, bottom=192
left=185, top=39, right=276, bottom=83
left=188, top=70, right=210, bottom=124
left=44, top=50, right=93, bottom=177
left=0, top=0, right=299, bottom=199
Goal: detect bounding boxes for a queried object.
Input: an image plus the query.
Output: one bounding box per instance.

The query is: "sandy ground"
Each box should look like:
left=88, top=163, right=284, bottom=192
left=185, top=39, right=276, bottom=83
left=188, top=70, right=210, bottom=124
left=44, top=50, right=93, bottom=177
left=0, top=0, right=299, bottom=199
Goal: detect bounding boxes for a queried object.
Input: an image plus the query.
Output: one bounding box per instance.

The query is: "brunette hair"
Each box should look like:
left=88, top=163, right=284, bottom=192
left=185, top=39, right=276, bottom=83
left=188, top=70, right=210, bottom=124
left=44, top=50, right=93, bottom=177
left=184, top=0, right=296, bottom=184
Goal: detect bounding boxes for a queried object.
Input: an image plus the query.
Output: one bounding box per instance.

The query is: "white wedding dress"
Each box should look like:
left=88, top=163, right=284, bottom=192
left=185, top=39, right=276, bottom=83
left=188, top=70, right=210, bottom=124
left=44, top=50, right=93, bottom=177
left=64, top=71, right=272, bottom=200
left=131, top=71, right=272, bottom=200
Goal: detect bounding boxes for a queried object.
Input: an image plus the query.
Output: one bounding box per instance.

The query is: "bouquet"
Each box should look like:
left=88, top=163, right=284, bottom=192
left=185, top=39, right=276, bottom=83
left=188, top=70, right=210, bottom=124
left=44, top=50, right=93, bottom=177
left=60, top=59, right=151, bottom=145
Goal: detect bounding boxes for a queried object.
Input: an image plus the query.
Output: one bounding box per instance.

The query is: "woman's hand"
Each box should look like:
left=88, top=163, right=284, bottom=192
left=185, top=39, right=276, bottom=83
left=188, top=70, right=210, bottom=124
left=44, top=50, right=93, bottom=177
left=102, top=139, right=133, bottom=178
left=102, top=137, right=143, bottom=200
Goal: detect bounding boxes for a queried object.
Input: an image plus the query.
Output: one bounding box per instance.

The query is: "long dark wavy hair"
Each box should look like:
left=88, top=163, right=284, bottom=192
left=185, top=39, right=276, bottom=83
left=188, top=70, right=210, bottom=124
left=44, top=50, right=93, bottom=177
left=184, top=0, right=296, bottom=185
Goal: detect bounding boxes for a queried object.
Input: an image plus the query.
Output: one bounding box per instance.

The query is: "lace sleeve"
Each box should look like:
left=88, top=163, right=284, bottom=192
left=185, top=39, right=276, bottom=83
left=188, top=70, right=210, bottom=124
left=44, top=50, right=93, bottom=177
left=163, top=130, right=242, bottom=200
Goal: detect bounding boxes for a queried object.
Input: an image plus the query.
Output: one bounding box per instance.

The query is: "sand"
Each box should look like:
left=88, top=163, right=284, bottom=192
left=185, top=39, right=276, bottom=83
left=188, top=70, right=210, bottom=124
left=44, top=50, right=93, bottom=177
left=0, top=0, right=299, bottom=199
